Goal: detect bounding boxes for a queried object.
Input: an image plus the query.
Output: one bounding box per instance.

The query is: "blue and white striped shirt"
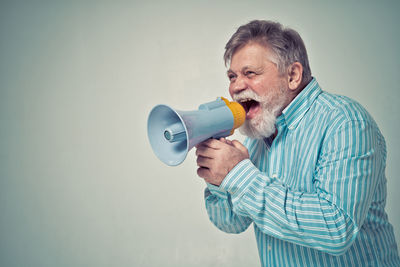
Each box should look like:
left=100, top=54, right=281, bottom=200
left=205, top=78, right=400, bottom=266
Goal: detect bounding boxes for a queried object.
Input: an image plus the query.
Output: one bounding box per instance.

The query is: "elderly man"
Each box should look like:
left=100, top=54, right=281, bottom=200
left=196, top=20, right=400, bottom=266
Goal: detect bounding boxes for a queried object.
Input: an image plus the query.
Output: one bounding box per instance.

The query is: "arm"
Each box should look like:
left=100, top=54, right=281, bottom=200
left=198, top=138, right=253, bottom=233
left=220, top=119, right=385, bottom=255
left=204, top=183, right=253, bottom=234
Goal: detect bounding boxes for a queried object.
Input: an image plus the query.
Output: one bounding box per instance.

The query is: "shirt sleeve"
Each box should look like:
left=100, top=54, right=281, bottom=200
left=218, top=119, right=386, bottom=256
left=204, top=182, right=253, bottom=234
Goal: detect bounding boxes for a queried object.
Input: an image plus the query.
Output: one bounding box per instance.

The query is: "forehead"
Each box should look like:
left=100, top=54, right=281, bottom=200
left=229, top=42, right=275, bottom=71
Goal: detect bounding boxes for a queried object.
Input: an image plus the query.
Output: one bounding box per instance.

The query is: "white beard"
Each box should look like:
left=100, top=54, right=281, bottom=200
left=234, top=88, right=288, bottom=139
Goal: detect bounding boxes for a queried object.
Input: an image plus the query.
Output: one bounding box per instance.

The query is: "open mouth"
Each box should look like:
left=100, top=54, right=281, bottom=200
left=238, top=98, right=261, bottom=119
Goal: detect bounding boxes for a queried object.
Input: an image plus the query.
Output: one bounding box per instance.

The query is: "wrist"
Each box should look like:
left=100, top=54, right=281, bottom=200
left=205, top=182, right=228, bottom=199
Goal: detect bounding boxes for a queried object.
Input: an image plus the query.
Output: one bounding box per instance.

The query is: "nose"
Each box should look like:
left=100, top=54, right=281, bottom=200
left=229, top=75, right=247, bottom=97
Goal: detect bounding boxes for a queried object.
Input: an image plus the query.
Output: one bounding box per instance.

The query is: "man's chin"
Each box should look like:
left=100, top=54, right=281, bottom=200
left=239, top=121, right=276, bottom=140
left=239, top=108, right=277, bottom=139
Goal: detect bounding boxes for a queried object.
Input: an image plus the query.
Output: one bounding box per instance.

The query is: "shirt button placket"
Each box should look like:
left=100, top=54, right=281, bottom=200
left=266, top=236, right=272, bottom=265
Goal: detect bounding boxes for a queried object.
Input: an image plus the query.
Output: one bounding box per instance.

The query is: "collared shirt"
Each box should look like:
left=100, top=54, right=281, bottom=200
left=205, top=78, right=400, bottom=266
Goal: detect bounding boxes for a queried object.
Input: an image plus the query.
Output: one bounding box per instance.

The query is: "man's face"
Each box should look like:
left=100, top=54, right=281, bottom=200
left=227, top=42, right=290, bottom=139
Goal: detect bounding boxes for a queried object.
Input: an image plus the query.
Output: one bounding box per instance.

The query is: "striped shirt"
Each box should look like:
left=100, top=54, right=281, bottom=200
left=204, top=78, right=400, bottom=266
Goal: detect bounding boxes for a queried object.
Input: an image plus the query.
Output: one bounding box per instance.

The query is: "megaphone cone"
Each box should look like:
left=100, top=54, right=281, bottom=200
left=147, top=97, right=245, bottom=166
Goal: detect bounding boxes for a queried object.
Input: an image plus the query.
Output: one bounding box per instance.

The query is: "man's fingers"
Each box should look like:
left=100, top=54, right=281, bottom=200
left=196, top=155, right=213, bottom=168
left=195, top=139, right=226, bottom=157
left=197, top=167, right=212, bottom=179
left=231, top=140, right=248, bottom=154
left=220, top=137, right=233, bottom=146
left=195, top=145, right=214, bottom=158
left=196, top=138, right=222, bottom=149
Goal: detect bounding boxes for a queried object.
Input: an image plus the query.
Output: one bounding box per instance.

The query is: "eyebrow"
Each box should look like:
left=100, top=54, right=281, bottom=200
left=226, top=69, right=235, bottom=76
left=227, top=65, right=263, bottom=75
left=227, top=66, right=249, bottom=75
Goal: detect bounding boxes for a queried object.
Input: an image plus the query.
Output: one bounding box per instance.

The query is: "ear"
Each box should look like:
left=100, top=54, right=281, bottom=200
left=287, top=62, right=303, bottom=91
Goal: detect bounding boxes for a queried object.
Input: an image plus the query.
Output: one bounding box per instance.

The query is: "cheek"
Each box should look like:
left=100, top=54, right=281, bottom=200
left=250, top=79, right=267, bottom=96
left=252, top=76, right=283, bottom=97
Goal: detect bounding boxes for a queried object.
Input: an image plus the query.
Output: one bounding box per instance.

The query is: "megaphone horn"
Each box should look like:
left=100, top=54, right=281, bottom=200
left=147, top=97, right=245, bottom=166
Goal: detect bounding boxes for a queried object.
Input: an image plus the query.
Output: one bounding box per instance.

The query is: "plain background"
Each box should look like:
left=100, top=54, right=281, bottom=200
left=1, top=1, right=399, bottom=266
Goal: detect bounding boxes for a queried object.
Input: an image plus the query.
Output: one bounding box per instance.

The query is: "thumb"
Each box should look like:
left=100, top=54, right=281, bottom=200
left=231, top=140, right=249, bottom=155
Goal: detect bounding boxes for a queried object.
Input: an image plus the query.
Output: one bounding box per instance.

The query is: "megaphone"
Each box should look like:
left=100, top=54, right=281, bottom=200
left=147, top=97, right=245, bottom=166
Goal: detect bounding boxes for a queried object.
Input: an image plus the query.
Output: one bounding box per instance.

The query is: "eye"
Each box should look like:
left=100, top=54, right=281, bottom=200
left=228, top=73, right=236, bottom=82
left=245, top=70, right=256, bottom=77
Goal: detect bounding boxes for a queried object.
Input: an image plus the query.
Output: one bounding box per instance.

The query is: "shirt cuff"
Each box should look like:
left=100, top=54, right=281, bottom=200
left=219, top=159, right=261, bottom=202
left=205, top=182, right=228, bottom=200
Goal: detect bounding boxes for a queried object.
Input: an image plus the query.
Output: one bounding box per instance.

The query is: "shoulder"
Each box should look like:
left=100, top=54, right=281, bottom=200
left=314, top=91, right=385, bottom=149
left=315, top=91, right=377, bottom=133
left=315, top=91, right=374, bottom=123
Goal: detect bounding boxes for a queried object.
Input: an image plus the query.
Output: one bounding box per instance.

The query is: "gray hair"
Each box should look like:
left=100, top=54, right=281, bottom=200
left=224, top=20, right=312, bottom=83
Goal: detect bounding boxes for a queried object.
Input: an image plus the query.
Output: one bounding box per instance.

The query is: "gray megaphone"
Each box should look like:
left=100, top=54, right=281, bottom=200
left=147, top=97, right=245, bottom=166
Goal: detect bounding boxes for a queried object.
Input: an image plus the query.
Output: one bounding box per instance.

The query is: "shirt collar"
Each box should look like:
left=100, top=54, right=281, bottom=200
left=276, top=78, right=322, bottom=130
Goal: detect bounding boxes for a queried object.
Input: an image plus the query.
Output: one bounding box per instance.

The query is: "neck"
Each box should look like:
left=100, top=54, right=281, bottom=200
left=285, top=77, right=311, bottom=108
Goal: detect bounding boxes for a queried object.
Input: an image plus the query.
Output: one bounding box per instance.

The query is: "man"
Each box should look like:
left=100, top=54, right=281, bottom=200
left=196, top=20, right=400, bottom=266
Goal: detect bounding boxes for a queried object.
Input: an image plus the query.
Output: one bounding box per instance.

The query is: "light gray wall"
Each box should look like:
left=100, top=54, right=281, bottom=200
left=1, top=1, right=399, bottom=266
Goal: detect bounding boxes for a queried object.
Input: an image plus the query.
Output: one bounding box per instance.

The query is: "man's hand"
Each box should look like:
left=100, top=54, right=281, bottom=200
left=195, top=138, right=249, bottom=186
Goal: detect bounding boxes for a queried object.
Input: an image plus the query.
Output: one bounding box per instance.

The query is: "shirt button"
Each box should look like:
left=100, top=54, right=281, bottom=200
left=271, top=174, right=278, bottom=178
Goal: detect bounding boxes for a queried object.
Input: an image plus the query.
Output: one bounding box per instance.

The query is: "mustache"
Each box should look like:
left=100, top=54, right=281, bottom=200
left=233, top=90, right=263, bottom=103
